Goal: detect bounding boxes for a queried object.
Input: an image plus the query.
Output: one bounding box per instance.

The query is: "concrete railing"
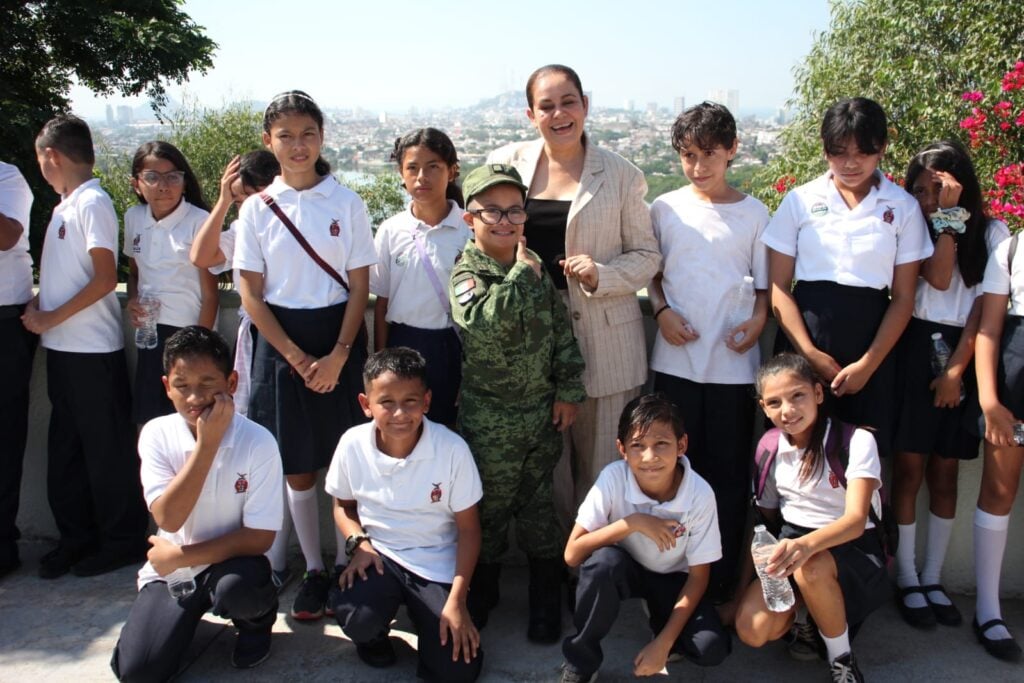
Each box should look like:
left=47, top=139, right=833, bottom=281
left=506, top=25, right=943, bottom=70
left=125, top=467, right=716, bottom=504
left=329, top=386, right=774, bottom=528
left=16, top=289, right=1024, bottom=595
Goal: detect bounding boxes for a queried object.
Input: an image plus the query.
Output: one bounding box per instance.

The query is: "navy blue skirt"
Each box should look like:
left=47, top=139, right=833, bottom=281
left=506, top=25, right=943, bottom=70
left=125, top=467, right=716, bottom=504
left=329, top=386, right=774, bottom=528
left=774, top=280, right=897, bottom=458
left=248, top=303, right=368, bottom=475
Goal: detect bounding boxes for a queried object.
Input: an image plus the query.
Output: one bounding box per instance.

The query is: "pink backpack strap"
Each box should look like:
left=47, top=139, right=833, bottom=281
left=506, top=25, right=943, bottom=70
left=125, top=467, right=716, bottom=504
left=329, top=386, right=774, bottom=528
left=753, top=428, right=782, bottom=500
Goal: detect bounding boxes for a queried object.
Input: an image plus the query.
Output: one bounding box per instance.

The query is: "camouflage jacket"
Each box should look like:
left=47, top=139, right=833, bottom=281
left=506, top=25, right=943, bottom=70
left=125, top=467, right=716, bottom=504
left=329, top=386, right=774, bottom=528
left=450, top=240, right=586, bottom=406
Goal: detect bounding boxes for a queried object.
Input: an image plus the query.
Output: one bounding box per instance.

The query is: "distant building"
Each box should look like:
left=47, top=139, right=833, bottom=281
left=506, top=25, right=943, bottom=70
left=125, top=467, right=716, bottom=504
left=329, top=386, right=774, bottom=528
left=673, top=96, right=686, bottom=115
left=707, top=89, right=739, bottom=114
left=624, top=99, right=635, bottom=111
left=105, top=105, right=114, bottom=127
left=116, top=105, right=132, bottom=125
left=378, top=111, right=388, bottom=125
left=646, top=101, right=659, bottom=115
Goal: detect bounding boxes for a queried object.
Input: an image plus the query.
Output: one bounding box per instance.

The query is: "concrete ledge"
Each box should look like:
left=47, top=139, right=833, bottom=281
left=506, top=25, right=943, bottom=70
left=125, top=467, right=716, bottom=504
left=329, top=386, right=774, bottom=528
left=15, top=289, right=1024, bottom=595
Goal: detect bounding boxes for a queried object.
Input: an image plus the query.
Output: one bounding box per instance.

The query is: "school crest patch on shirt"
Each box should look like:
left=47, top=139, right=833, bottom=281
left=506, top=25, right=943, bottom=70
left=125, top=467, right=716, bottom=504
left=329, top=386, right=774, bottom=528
left=132, top=234, right=142, bottom=254
left=673, top=523, right=687, bottom=538
left=882, top=206, right=895, bottom=224
left=395, top=249, right=410, bottom=268
left=329, top=219, right=340, bottom=237
left=453, top=277, right=476, bottom=304
left=810, top=202, right=829, bottom=217
left=234, top=473, right=248, bottom=494
left=430, top=482, right=442, bottom=503
left=57, top=221, right=66, bottom=240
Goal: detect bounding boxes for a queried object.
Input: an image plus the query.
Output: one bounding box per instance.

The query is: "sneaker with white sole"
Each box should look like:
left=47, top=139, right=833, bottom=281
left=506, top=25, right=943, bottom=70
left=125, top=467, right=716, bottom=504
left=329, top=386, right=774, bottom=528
left=558, top=663, right=596, bottom=683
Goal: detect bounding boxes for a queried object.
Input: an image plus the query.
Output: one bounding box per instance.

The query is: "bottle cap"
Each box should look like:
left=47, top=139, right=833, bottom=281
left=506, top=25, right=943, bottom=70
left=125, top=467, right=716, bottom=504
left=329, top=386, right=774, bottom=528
left=931, top=332, right=942, bottom=340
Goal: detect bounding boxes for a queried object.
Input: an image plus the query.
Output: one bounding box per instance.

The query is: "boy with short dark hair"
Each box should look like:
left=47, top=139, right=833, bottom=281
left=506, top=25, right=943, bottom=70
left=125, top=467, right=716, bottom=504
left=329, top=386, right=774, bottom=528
left=450, top=164, right=586, bottom=642
left=559, top=394, right=730, bottom=683
left=325, top=347, right=483, bottom=682
left=24, top=114, right=149, bottom=578
left=111, top=326, right=283, bottom=679
left=647, top=101, right=770, bottom=600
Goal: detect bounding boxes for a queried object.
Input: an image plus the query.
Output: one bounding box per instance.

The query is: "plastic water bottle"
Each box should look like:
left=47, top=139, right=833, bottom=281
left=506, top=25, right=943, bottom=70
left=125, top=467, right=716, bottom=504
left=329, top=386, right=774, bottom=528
left=135, top=286, right=160, bottom=350
left=1013, top=423, right=1024, bottom=447
left=723, top=276, right=756, bottom=343
left=929, top=332, right=966, bottom=401
left=164, top=532, right=195, bottom=599
left=751, top=524, right=795, bottom=612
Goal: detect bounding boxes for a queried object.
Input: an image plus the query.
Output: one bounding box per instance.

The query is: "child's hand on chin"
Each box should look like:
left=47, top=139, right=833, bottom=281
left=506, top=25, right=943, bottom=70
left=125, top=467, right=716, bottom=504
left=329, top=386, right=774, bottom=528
left=196, top=393, right=234, bottom=446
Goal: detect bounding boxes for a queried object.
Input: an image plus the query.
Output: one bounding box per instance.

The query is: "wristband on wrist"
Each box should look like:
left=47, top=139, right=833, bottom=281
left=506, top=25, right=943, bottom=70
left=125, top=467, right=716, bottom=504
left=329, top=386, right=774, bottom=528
left=653, top=304, right=671, bottom=320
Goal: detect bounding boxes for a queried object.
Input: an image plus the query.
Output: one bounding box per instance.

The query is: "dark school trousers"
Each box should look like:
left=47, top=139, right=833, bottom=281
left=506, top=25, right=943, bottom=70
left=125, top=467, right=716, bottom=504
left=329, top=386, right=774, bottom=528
left=653, top=373, right=754, bottom=601
left=46, top=349, right=148, bottom=554
left=0, top=310, right=37, bottom=564
left=111, top=555, right=278, bottom=683
left=563, top=546, right=730, bottom=678
left=330, top=553, right=483, bottom=683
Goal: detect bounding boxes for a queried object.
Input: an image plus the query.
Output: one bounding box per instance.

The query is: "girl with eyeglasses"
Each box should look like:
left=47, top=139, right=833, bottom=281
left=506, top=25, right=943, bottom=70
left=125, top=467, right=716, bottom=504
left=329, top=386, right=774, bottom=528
left=124, top=141, right=217, bottom=427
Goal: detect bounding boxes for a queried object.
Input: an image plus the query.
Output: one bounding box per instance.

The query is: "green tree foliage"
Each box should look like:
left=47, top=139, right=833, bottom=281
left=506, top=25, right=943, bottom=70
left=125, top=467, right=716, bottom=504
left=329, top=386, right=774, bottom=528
left=1, top=0, right=215, bottom=251
left=348, top=173, right=409, bottom=232
left=753, top=0, right=1024, bottom=210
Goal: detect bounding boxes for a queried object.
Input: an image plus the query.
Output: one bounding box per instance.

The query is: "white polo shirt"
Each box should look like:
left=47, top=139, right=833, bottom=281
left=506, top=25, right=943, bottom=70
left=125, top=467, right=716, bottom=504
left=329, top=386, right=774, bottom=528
left=123, top=200, right=211, bottom=328
left=370, top=201, right=469, bottom=329
left=914, top=220, right=1009, bottom=326
left=38, top=178, right=123, bottom=353
left=0, top=162, right=33, bottom=305
left=762, top=171, right=933, bottom=290
left=650, top=187, right=769, bottom=384
left=575, top=457, right=721, bottom=574
left=234, top=175, right=377, bottom=309
left=757, top=421, right=881, bottom=531
left=136, top=412, right=283, bottom=589
left=982, top=232, right=1024, bottom=314
left=324, top=418, right=483, bottom=583
left=206, top=220, right=237, bottom=276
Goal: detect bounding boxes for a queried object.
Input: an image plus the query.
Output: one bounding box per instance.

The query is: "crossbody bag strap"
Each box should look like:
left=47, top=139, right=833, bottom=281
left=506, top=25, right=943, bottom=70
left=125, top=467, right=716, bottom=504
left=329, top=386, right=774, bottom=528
left=260, top=192, right=349, bottom=292
left=409, top=227, right=451, bottom=315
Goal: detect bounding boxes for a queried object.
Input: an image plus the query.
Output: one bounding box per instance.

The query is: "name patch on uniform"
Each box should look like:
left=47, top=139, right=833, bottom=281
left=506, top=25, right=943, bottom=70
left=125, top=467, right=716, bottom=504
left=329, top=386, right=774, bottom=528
left=329, top=219, right=340, bottom=237
left=882, top=206, right=895, bottom=224
left=395, top=250, right=409, bottom=267
left=430, top=482, right=443, bottom=503
left=57, top=221, right=66, bottom=240
left=810, top=202, right=829, bottom=217
left=235, top=473, right=248, bottom=494
left=453, top=276, right=476, bottom=304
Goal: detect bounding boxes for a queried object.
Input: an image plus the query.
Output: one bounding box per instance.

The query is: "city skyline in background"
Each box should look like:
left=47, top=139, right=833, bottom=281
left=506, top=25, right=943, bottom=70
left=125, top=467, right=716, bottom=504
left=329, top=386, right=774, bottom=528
left=69, top=0, right=832, bottom=120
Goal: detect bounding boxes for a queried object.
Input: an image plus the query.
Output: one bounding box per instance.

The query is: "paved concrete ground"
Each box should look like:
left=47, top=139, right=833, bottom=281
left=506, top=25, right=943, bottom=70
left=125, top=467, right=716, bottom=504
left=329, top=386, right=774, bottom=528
left=1, top=542, right=1022, bottom=682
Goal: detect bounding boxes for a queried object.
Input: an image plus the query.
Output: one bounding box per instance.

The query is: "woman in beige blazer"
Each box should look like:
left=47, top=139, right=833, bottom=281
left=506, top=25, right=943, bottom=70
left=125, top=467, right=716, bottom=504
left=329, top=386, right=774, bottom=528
left=487, top=64, right=661, bottom=526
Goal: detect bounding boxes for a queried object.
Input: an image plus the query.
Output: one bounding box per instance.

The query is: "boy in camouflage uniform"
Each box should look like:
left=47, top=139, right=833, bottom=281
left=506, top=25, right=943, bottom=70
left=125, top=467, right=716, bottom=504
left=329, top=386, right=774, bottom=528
left=451, top=164, right=586, bottom=644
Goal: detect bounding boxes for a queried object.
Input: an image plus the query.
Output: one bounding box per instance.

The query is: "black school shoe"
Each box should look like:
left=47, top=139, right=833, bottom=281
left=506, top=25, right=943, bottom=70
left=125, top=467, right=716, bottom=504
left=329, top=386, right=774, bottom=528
left=895, top=585, right=937, bottom=629
left=467, top=562, right=501, bottom=630
left=232, top=626, right=272, bottom=669
left=72, top=546, right=147, bottom=577
left=973, top=617, right=1023, bottom=662
left=38, top=544, right=88, bottom=579
left=355, top=634, right=396, bottom=668
left=921, top=584, right=963, bottom=626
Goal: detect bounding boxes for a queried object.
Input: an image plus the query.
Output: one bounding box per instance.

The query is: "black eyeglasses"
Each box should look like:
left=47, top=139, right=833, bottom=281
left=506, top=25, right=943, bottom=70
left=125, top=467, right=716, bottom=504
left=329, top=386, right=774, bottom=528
left=468, top=207, right=529, bottom=225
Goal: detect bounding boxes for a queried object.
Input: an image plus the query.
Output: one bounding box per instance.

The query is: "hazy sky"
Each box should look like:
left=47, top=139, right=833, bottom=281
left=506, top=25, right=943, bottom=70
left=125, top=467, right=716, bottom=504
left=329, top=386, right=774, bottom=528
left=70, top=0, right=833, bottom=117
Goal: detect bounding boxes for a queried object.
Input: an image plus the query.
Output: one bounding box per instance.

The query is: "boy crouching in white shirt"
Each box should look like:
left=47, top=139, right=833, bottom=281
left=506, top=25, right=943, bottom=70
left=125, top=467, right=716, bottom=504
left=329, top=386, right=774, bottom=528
left=559, top=394, right=730, bottom=683
left=325, top=347, right=483, bottom=682
left=111, top=326, right=283, bottom=680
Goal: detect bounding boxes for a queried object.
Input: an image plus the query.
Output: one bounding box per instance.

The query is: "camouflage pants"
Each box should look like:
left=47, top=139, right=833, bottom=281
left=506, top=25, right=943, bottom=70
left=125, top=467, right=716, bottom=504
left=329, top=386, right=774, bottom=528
left=460, top=400, right=565, bottom=562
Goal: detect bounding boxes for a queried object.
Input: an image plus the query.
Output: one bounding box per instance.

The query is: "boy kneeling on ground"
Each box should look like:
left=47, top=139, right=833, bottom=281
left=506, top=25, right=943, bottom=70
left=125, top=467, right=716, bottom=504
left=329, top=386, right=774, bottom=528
left=326, top=347, right=483, bottom=682
left=560, top=394, right=731, bottom=682
left=112, top=326, right=283, bottom=680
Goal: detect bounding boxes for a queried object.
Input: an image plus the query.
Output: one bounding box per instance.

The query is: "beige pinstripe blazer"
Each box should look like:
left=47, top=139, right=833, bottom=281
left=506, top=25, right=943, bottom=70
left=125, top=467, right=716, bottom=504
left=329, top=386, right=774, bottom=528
left=487, top=139, right=661, bottom=397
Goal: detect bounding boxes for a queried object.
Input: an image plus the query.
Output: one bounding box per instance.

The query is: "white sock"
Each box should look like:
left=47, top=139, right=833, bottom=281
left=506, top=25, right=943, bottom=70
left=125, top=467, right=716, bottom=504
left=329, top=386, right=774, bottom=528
left=896, top=523, right=927, bottom=608
left=974, top=508, right=1010, bottom=639
left=921, top=513, right=955, bottom=605
left=821, top=626, right=850, bottom=663
left=287, top=484, right=324, bottom=573
left=334, top=524, right=346, bottom=568
left=266, top=480, right=292, bottom=572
